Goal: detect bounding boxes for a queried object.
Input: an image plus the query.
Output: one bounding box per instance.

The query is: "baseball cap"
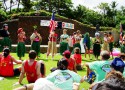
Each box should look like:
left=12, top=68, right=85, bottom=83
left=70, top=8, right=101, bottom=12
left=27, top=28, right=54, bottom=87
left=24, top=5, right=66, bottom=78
left=110, top=57, right=125, bottom=73
left=33, top=78, right=61, bottom=90
left=63, top=50, right=71, bottom=56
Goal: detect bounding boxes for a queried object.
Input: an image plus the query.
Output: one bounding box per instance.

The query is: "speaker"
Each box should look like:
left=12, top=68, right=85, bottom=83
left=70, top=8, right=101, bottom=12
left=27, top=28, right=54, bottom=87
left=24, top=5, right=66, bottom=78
left=96, top=24, right=100, bottom=31
left=57, top=21, right=62, bottom=29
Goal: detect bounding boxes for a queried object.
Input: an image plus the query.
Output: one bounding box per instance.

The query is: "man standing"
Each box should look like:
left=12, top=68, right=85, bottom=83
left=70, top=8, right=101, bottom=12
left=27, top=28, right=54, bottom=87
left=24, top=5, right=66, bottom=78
left=47, top=30, right=57, bottom=59
left=0, top=24, right=11, bottom=50
left=108, top=32, right=114, bottom=59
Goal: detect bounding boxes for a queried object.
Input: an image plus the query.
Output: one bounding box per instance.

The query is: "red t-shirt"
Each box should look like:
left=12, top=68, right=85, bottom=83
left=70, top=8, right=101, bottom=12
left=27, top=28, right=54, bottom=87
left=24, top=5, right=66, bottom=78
left=66, top=58, right=75, bottom=71
left=49, top=34, right=57, bottom=42
left=0, top=55, right=14, bottom=77
left=24, top=60, right=38, bottom=83
left=72, top=36, right=75, bottom=45
left=73, top=54, right=82, bottom=64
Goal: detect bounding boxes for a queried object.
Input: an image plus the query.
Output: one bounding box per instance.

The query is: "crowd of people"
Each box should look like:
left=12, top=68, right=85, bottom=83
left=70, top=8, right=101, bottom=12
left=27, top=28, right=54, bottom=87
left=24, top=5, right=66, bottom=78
left=0, top=23, right=125, bottom=90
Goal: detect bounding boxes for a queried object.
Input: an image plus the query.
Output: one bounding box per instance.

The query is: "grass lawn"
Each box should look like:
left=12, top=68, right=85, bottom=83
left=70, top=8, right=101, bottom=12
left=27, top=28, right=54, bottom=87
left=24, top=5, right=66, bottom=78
left=0, top=53, right=99, bottom=90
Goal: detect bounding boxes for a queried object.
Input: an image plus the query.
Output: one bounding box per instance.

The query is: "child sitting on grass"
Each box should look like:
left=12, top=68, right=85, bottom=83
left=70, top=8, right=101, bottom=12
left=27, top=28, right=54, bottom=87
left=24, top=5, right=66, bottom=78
left=71, top=47, right=83, bottom=70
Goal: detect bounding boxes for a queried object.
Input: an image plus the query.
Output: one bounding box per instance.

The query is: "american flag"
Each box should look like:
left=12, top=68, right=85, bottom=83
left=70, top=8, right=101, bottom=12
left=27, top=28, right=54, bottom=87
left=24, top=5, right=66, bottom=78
left=49, top=12, right=55, bottom=33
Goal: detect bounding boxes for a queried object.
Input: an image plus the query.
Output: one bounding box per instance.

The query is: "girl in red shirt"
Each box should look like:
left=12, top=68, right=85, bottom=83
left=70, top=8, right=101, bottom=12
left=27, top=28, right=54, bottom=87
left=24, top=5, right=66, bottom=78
left=0, top=48, right=22, bottom=77
left=63, top=50, right=77, bottom=72
left=71, top=47, right=83, bottom=70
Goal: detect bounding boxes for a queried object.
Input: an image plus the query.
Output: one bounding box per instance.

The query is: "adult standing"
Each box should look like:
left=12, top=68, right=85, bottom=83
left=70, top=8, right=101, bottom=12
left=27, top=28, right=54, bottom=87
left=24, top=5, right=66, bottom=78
left=60, top=29, right=69, bottom=55
left=83, top=32, right=91, bottom=59
left=102, top=32, right=109, bottom=51
left=16, top=28, right=26, bottom=60
left=0, top=24, right=11, bottom=50
left=93, top=32, right=101, bottom=60
left=47, top=30, right=57, bottom=59
left=108, top=32, right=114, bottom=59
left=30, top=29, right=42, bottom=58
left=72, top=30, right=82, bottom=54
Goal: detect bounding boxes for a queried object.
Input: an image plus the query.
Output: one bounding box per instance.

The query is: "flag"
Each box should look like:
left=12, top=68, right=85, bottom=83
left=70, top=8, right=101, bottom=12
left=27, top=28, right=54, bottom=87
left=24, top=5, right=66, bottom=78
left=49, top=12, right=55, bottom=33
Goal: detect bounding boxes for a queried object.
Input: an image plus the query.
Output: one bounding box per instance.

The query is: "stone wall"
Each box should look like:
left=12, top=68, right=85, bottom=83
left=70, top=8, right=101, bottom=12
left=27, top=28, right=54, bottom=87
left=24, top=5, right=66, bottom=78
left=0, top=16, right=96, bottom=45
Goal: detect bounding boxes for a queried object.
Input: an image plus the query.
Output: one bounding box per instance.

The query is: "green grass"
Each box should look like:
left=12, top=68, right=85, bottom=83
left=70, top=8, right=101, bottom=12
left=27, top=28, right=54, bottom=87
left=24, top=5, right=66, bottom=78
left=0, top=53, right=99, bottom=90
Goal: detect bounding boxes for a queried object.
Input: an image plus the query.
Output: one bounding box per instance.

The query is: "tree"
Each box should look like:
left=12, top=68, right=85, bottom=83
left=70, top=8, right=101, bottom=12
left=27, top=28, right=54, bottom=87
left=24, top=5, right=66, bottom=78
left=121, top=6, right=125, bottom=15
left=3, top=0, right=8, bottom=12
left=0, top=9, right=7, bottom=22
left=97, top=2, right=109, bottom=16
left=0, top=1, right=3, bottom=9
left=73, top=5, right=86, bottom=22
left=10, top=0, right=13, bottom=13
left=110, top=1, right=118, bottom=21
left=22, top=0, right=33, bottom=12
left=52, top=0, right=73, bottom=16
left=35, top=0, right=73, bottom=15
left=17, top=0, right=21, bottom=12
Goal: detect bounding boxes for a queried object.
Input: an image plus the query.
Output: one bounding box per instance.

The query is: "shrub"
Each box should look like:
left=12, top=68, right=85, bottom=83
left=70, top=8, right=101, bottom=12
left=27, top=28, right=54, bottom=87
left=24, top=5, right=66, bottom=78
left=0, top=10, right=7, bottom=22
left=11, top=14, right=19, bottom=19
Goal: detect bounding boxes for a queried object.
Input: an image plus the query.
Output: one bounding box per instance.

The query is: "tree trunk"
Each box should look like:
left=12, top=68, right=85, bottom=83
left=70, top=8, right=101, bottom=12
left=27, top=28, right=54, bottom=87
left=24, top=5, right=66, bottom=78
left=3, top=0, right=7, bottom=12
left=17, top=0, right=20, bottom=12
left=10, top=0, right=13, bottom=14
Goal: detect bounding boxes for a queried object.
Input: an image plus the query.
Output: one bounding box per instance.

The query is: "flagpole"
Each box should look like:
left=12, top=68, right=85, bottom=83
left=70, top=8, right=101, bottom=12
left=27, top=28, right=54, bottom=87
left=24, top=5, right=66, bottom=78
left=49, top=11, right=56, bottom=60
left=52, top=31, right=54, bottom=60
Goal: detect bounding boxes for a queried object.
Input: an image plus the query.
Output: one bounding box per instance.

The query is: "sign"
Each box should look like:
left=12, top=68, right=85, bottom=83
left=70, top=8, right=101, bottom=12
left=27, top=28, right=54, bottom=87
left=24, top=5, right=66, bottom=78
left=40, top=20, right=50, bottom=26
left=62, top=22, right=74, bottom=29
left=40, top=20, right=74, bottom=29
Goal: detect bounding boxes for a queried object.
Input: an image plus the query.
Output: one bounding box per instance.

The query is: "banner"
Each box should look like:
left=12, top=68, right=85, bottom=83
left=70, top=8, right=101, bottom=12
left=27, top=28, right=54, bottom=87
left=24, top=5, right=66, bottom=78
left=62, top=22, right=74, bottom=29
left=40, top=20, right=74, bottom=29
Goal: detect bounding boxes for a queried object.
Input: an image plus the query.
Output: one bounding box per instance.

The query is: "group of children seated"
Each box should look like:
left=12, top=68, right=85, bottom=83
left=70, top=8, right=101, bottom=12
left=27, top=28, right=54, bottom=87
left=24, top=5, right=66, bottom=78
left=0, top=47, right=125, bottom=90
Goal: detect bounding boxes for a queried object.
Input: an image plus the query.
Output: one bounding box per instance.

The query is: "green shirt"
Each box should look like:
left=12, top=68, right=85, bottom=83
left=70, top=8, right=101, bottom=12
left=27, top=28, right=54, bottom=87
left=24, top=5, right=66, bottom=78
left=88, top=60, right=111, bottom=82
left=46, top=70, right=81, bottom=90
left=60, top=34, right=69, bottom=42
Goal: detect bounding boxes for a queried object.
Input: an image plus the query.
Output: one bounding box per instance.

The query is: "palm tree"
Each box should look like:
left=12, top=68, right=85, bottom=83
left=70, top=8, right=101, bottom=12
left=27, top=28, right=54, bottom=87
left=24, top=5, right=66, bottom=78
left=121, top=6, right=125, bottom=15
left=110, top=1, right=118, bottom=22
left=97, top=2, right=109, bottom=16
left=22, top=0, right=32, bottom=12
left=110, top=1, right=118, bottom=15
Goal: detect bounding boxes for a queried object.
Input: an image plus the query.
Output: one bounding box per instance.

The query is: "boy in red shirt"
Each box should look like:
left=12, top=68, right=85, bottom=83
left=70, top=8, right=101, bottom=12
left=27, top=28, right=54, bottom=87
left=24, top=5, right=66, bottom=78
left=18, top=50, right=45, bottom=84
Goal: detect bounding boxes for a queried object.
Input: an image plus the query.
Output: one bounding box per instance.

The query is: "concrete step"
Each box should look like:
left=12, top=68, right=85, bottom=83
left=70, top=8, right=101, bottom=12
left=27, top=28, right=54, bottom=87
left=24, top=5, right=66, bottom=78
left=11, top=44, right=60, bottom=53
